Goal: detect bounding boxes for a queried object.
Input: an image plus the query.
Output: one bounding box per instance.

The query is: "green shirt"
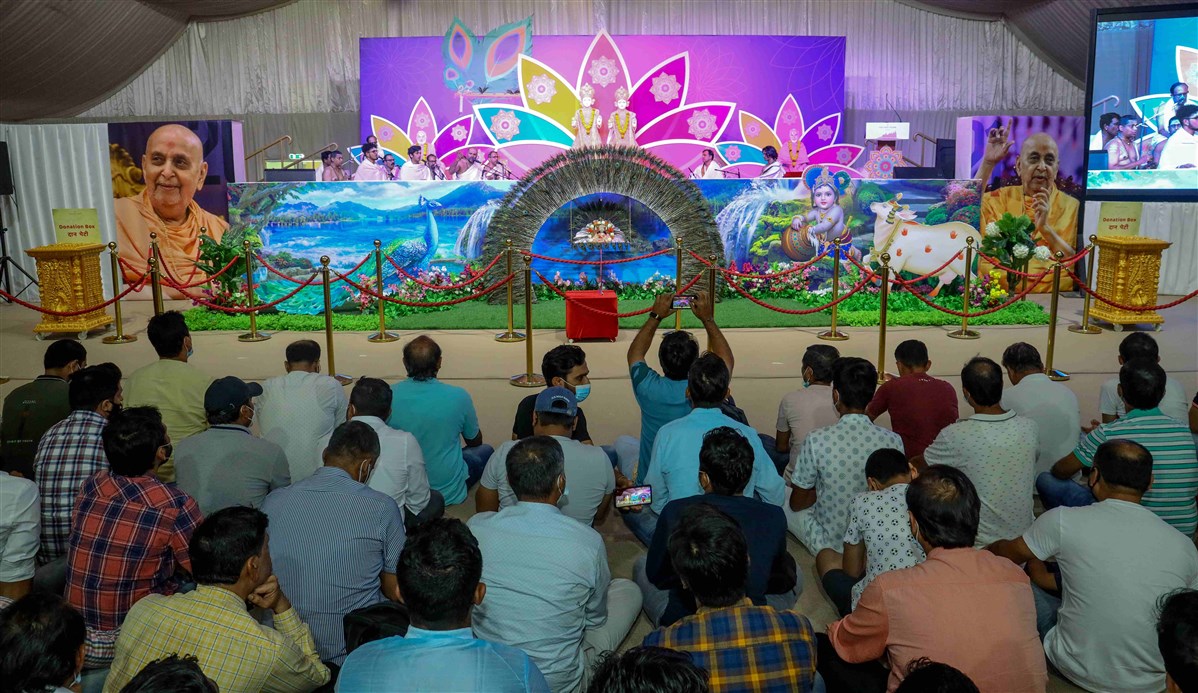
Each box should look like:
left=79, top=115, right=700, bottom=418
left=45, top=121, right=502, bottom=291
left=1, top=376, right=70, bottom=479
left=123, top=359, right=212, bottom=483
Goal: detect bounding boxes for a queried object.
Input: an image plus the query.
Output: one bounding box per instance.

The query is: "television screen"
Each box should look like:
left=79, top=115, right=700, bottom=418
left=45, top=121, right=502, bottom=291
left=1084, top=4, right=1198, bottom=201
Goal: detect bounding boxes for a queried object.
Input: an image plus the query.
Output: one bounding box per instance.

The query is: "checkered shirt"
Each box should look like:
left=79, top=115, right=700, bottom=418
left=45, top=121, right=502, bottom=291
left=65, top=470, right=202, bottom=664
left=34, top=410, right=109, bottom=563
left=643, top=600, right=818, bottom=692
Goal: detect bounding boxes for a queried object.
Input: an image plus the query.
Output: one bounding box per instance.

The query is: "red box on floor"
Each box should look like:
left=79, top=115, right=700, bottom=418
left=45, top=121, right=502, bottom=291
left=565, top=290, right=618, bottom=341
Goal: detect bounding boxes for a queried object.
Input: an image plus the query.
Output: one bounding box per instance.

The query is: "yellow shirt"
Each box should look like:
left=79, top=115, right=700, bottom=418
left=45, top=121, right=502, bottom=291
left=122, top=359, right=212, bottom=483
left=115, top=189, right=228, bottom=299
left=103, top=585, right=329, bottom=693
left=981, top=185, right=1079, bottom=292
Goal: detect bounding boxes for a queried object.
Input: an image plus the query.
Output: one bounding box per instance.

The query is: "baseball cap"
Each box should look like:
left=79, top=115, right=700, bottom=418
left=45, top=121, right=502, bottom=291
left=204, top=376, right=264, bottom=416
left=535, top=386, right=577, bottom=417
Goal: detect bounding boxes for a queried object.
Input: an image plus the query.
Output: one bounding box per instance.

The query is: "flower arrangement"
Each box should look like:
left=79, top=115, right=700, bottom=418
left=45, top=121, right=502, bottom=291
left=970, top=270, right=1009, bottom=308
left=345, top=263, right=486, bottom=317
left=980, top=213, right=1041, bottom=290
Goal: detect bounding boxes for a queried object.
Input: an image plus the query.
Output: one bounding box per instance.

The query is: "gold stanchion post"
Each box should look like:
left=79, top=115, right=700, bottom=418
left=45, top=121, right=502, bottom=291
left=1045, top=253, right=1069, bottom=381
left=495, top=240, right=525, bottom=342
left=674, top=237, right=684, bottom=331
left=875, top=253, right=891, bottom=384
left=368, top=240, right=399, bottom=343
left=238, top=240, right=270, bottom=342
left=1068, top=235, right=1102, bottom=335
left=148, top=257, right=164, bottom=316
left=320, top=256, right=337, bottom=376
left=819, top=243, right=849, bottom=341
left=510, top=254, right=545, bottom=388
left=947, top=237, right=979, bottom=340
left=102, top=242, right=136, bottom=344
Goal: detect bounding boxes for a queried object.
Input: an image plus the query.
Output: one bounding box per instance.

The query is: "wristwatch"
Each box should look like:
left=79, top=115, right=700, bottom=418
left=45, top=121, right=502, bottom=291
left=648, top=311, right=662, bottom=321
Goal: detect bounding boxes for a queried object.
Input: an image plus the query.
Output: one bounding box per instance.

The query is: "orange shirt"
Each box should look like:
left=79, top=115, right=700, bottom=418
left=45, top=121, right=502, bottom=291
left=114, top=189, right=228, bottom=299
left=827, top=547, right=1047, bottom=692
left=980, top=185, right=1079, bottom=292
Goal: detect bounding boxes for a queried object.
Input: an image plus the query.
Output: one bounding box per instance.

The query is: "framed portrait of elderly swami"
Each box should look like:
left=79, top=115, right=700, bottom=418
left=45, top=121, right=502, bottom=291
left=108, top=120, right=244, bottom=299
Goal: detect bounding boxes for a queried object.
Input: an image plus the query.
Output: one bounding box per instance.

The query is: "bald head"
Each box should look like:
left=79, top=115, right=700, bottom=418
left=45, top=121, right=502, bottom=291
left=403, top=336, right=442, bottom=381
left=1016, top=132, right=1059, bottom=196
left=143, top=124, right=208, bottom=224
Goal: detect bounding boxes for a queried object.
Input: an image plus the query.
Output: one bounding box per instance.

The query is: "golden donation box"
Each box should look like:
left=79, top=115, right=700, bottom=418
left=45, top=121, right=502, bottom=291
left=1089, top=235, right=1171, bottom=331
left=24, top=243, right=113, bottom=338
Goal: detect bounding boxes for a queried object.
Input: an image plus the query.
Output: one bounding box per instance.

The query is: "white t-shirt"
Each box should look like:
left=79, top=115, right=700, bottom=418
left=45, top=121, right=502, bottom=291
left=0, top=472, right=39, bottom=582
left=1024, top=499, right=1198, bottom=693
left=924, top=411, right=1038, bottom=547
left=1001, top=373, right=1081, bottom=478
left=317, top=415, right=431, bottom=515
left=480, top=434, right=615, bottom=525
left=1099, top=375, right=1189, bottom=423
left=842, top=482, right=924, bottom=609
left=258, top=371, right=348, bottom=482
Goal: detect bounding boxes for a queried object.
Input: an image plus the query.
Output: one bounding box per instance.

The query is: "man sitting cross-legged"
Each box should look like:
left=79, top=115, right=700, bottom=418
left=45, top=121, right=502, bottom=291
left=988, top=439, right=1198, bottom=693
left=337, top=518, right=549, bottom=692
left=635, top=426, right=797, bottom=628
left=643, top=503, right=818, bottom=692
left=816, top=448, right=924, bottom=617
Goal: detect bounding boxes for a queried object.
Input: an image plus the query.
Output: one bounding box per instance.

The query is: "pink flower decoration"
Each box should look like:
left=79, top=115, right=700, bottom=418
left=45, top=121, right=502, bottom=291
left=781, top=111, right=797, bottom=124
left=837, top=148, right=853, bottom=164
left=745, top=122, right=761, bottom=137
left=528, top=73, right=558, bottom=105
left=686, top=109, right=717, bottom=140
left=588, top=57, right=618, bottom=88
left=451, top=124, right=468, bottom=141
left=725, top=145, right=742, bottom=162
left=414, top=113, right=431, bottom=128
left=378, top=126, right=395, bottom=140
left=651, top=72, right=681, bottom=104
left=817, top=123, right=834, bottom=141
left=490, top=110, right=521, bottom=141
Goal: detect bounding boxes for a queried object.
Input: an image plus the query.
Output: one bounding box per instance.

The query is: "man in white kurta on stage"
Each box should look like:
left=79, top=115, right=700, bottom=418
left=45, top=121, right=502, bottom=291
left=759, top=146, right=785, bottom=179
left=692, top=148, right=724, bottom=179
left=1156, top=105, right=1198, bottom=170
left=353, top=143, right=388, bottom=181
left=400, top=145, right=431, bottom=181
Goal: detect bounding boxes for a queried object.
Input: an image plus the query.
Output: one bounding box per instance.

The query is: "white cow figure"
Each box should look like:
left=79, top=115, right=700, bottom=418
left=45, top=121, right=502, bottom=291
left=867, top=194, right=980, bottom=297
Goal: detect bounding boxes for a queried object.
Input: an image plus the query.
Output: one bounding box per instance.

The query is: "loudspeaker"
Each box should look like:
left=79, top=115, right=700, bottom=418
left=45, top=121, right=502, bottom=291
left=935, top=139, right=956, bottom=179
left=0, top=142, right=12, bottom=196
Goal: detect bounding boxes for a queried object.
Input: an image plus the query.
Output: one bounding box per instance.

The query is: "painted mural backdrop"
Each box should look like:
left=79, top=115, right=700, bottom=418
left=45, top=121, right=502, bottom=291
left=359, top=24, right=861, bottom=178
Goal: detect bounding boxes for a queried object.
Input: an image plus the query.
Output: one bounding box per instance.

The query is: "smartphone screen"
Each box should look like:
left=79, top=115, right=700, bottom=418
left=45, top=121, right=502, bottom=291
left=615, top=485, right=652, bottom=508
left=671, top=295, right=695, bottom=309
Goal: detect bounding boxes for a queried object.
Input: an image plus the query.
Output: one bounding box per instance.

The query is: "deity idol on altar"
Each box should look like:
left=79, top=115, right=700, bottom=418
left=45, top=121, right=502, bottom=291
left=606, top=86, right=638, bottom=147
left=785, top=128, right=810, bottom=174
left=571, top=83, right=603, bottom=149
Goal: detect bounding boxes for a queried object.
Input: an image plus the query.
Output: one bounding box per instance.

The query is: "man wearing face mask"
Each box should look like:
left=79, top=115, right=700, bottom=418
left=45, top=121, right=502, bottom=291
left=768, top=344, right=841, bottom=480
left=513, top=345, right=595, bottom=444
left=123, top=311, right=213, bottom=483
left=262, top=421, right=406, bottom=665
left=174, top=376, right=290, bottom=515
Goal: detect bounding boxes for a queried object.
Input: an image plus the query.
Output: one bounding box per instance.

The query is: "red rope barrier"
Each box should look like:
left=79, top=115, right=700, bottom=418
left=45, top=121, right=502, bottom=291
left=160, top=255, right=242, bottom=289
left=888, top=272, right=1047, bottom=318
left=0, top=273, right=149, bottom=317
left=1067, top=269, right=1198, bottom=312
left=254, top=252, right=372, bottom=285
left=888, top=248, right=968, bottom=283
left=723, top=271, right=878, bottom=315
left=975, top=246, right=1091, bottom=277
left=531, top=270, right=705, bottom=318
left=388, top=252, right=504, bottom=291
left=169, top=273, right=322, bottom=313
left=527, top=247, right=673, bottom=266
left=688, top=246, right=833, bottom=279
left=333, top=270, right=516, bottom=307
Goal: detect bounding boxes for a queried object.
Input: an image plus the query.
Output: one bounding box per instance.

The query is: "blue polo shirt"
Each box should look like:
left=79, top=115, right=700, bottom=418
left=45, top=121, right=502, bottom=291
left=644, top=407, right=786, bottom=514
left=387, top=378, right=480, bottom=505
left=630, top=361, right=691, bottom=483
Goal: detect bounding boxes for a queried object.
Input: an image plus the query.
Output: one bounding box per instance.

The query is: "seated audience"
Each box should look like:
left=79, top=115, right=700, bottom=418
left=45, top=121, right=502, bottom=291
left=388, top=336, right=491, bottom=505
left=66, top=406, right=203, bottom=669
left=1098, top=332, right=1189, bottom=424
left=118, top=654, right=218, bottom=693
left=1000, top=342, right=1081, bottom=478
left=817, top=448, right=923, bottom=617
left=866, top=340, right=957, bottom=460
left=174, top=376, right=290, bottom=514
left=789, top=357, right=903, bottom=554
left=643, top=504, right=817, bottom=692
left=478, top=387, right=613, bottom=526
left=770, top=344, right=841, bottom=480
left=0, top=338, right=86, bottom=478
left=586, top=646, right=711, bottom=693
left=989, top=440, right=1198, bottom=693
left=635, top=354, right=785, bottom=546
left=514, top=344, right=595, bottom=444
left=820, top=465, right=1046, bottom=693
left=636, top=426, right=797, bottom=627
left=0, top=593, right=86, bottom=692
left=35, top=363, right=122, bottom=570
left=329, top=378, right=440, bottom=529
left=893, top=659, right=979, bottom=693
left=623, top=292, right=733, bottom=482
left=105, top=507, right=330, bottom=692
left=262, top=420, right=406, bottom=665
left=922, top=357, right=1037, bottom=547
left=1040, top=359, right=1198, bottom=535
left=1158, top=590, right=1198, bottom=693
left=0, top=470, right=39, bottom=605
left=258, top=339, right=348, bottom=482
left=338, top=518, right=549, bottom=692
left=469, top=436, right=642, bottom=693
left=123, top=311, right=212, bottom=482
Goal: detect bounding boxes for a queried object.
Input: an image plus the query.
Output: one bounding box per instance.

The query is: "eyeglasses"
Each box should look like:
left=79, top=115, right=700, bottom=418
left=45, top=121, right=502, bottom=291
left=159, top=443, right=173, bottom=459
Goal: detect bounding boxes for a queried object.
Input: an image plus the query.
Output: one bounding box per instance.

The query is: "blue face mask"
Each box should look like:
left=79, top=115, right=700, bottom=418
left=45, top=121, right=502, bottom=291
left=573, top=383, right=591, bottom=403
left=186, top=346, right=194, bottom=358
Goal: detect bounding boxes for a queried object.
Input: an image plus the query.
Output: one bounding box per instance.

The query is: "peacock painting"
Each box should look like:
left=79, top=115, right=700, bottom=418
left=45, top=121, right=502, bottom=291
left=386, top=196, right=442, bottom=271
left=442, top=16, right=533, bottom=96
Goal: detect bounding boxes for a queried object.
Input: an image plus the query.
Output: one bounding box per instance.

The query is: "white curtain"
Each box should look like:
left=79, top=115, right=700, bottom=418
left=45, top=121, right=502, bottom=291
left=0, top=124, right=116, bottom=303
left=1082, top=201, right=1198, bottom=296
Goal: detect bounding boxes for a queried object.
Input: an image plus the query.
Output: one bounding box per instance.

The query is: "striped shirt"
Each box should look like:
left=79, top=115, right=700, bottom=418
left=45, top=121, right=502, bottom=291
left=34, top=410, right=109, bottom=563
left=1075, top=408, right=1198, bottom=535
left=261, top=466, right=406, bottom=665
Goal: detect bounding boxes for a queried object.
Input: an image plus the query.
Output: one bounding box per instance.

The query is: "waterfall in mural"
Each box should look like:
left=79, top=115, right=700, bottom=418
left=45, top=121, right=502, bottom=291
left=454, top=200, right=500, bottom=259
left=715, top=181, right=794, bottom=265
